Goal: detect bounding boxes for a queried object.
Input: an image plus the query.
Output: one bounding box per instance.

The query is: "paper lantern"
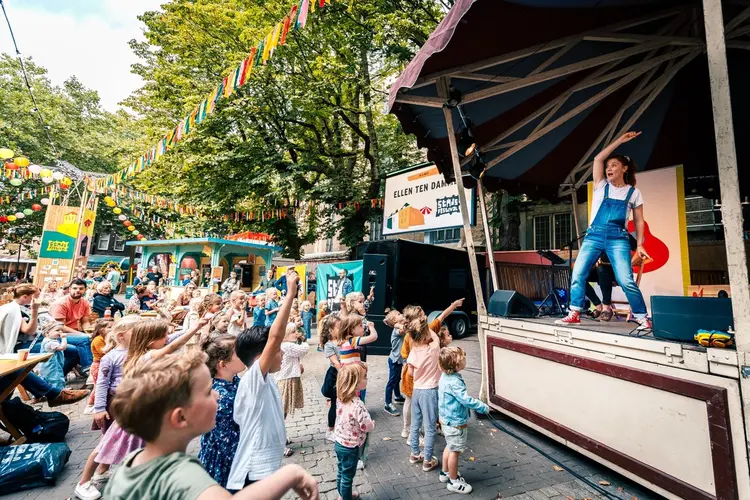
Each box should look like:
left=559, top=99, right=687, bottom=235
left=52, top=172, right=64, bottom=181
left=0, top=216, right=7, bottom=223
left=104, top=196, right=113, bottom=203
left=23, top=209, right=32, bottom=216
left=132, top=230, right=140, bottom=236
left=9, top=178, right=23, bottom=187
left=27, top=164, right=42, bottom=174
left=106, top=200, right=116, bottom=207
left=15, top=212, right=24, bottom=219
left=42, top=177, right=54, bottom=184
left=5, top=161, right=18, bottom=171
left=118, top=215, right=126, bottom=221
left=40, top=168, right=52, bottom=177
left=128, top=225, right=136, bottom=232
left=123, top=221, right=132, bottom=227
left=31, top=204, right=42, bottom=212
left=14, top=157, right=29, bottom=168
left=0, top=148, right=14, bottom=160
left=40, top=198, right=50, bottom=205
left=113, top=207, right=122, bottom=214
left=7, top=215, right=16, bottom=222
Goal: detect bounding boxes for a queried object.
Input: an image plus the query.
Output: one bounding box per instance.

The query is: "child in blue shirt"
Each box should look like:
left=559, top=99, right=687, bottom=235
left=383, top=310, right=406, bottom=417
left=437, top=345, right=489, bottom=494
left=265, top=288, right=280, bottom=327
left=37, top=322, right=68, bottom=393
left=252, top=295, right=266, bottom=326
left=300, top=300, right=314, bottom=340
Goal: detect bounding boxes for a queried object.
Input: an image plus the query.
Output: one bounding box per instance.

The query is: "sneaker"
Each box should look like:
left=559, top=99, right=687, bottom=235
left=422, top=456, right=439, bottom=472
left=439, top=471, right=464, bottom=483
left=383, top=404, right=401, bottom=416
left=74, top=481, right=101, bottom=500
left=92, top=470, right=112, bottom=483
left=636, top=317, right=652, bottom=331
left=447, top=478, right=473, bottom=494
left=394, top=397, right=406, bottom=404
left=409, top=453, right=424, bottom=464
left=356, top=459, right=365, bottom=470
left=83, top=405, right=96, bottom=415
left=49, top=388, right=90, bottom=408
left=316, top=346, right=323, bottom=352
left=325, top=430, right=335, bottom=443
left=554, top=311, right=580, bottom=325
left=401, top=428, right=409, bottom=439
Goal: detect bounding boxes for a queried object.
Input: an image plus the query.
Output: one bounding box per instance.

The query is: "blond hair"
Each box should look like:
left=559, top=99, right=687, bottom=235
left=337, top=363, right=366, bottom=403
left=111, top=350, right=208, bottom=442
left=406, top=316, right=431, bottom=344
left=336, top=313, right=363, bottom=345
left=265, top=287, right=279, bottom=300
left=384, top=309, right=402, bottom=328
left=111, top=315, right=142, bottom=343
left=198, top=293, right=222, bottom=317
left=403, top=305, right=424, bottom=323
left=345, top=292, right=365, bottom=312
left=230, top=290, right=247, bottom=301
left=124, top=319, right=170, bottom=374
left=439, top=346, right=465, bottom=375
left=301, top=300, right=312, bottom=312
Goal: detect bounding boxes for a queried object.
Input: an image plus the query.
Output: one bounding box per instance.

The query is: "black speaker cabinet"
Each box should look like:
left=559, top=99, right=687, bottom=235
left=488, top=290, right=538, bottom=318
left=651, top=296, right=734, bottom=342
left=361, top=253, right=388, bottom=316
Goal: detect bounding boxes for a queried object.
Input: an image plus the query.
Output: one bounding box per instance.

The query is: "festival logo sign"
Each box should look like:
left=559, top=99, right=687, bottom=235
left=383, top=163, right=475, bottom=236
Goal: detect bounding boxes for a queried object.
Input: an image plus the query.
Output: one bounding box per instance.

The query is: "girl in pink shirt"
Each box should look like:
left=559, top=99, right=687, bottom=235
left=334, top=363, right=374, bottom=500
left=406, top=316, right=442, bottom=472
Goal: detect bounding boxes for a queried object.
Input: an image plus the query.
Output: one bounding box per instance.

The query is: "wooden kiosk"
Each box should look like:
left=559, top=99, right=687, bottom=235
left=389, top=1, right=750, bottom=498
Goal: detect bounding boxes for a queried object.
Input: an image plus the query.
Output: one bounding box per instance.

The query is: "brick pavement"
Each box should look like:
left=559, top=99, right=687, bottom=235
left=3, top=333, right=659, bottom=500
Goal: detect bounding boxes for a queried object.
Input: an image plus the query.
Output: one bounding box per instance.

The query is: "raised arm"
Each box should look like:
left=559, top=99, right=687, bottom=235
left=437, top=298, right=464, bottom=325
left=20, top=300, right=39, bottom=335
left=593, top=131, right=641, bottom=185
left=357, top=321, right=379, bottom=345
left=150, top=318, right=209, bottom=360
left=259, top=270, right=299, bottom=376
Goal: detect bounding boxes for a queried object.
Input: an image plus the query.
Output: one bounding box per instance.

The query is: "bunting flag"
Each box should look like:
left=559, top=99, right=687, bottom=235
left=98, top=0, right=333, bottom=191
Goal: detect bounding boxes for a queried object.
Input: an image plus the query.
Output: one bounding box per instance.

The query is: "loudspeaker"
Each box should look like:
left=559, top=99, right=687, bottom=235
left=651, top=296, right=734, bottom=342
left=488, top=290, right=538, bottom=318
left=361, top=253, right=388, bottom=315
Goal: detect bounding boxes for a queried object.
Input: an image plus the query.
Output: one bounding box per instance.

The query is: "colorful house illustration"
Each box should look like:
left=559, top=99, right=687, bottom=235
left=386, top=203, right=425, bottom=230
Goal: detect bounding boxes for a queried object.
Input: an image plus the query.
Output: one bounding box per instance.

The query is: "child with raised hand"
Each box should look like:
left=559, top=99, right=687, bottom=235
left=198, top=293, right=223, bottom=342
left=198, top=334, right=246, bottom=488
left=85, top=318, right=114, bottom=414
left=405, top=316, right=443, bottom=473
left=102, top=350, right=319, bottom=500
left=227, top=290, right=248, bottom=336
left=320, top=314, right=342, bottom=442
left=37, top=322, right=71, bottom=393
left=252, top=295, right=266, bottom=327
left=183, top=297, right=202, bottom=331
left=278, top=323, right=310, bottom=419
left=334, top=363, right=375, bottom=500
left=227, top=269, right=301, bottom=490
left=383, top=310, right=406, bottom=417
left=75, top=316, right=209, bottom=500
left=336, top=313, right=378, bottom=403
left=438, top=346, right=489, bottom=494
left=438, top=324, right=453, bottom=348
left=265, top=288, right=281, bottom=327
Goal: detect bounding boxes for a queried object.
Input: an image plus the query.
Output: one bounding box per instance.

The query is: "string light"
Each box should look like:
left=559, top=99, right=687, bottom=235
left=0, top=0, right=59, bottom=157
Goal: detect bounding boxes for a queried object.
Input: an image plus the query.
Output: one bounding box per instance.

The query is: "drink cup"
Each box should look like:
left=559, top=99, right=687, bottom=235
left=17, top=349, right=30, bottom=362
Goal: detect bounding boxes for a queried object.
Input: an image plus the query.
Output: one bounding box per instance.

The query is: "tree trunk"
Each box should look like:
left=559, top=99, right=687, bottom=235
left=495, top=190, right=521, bottom=251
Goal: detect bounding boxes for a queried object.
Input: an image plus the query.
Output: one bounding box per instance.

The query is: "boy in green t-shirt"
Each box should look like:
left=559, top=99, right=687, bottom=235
left=103, top=350, right=318, bottom=500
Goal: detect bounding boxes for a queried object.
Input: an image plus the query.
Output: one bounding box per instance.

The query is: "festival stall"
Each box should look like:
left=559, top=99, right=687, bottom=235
left=389, top=1, right=750, bottom=499
left=127, top=237, right=280, bottom=296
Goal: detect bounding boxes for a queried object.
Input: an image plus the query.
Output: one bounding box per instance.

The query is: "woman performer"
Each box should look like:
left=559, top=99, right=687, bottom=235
left=557, top=131, right=651, bottom=330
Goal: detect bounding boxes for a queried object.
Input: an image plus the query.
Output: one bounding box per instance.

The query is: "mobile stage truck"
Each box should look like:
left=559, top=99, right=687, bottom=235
left=388, top=1, right=750, bottom=499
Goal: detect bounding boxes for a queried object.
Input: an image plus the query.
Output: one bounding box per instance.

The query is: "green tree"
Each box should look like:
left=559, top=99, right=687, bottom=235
left=123, top=0, right=445, bottom=257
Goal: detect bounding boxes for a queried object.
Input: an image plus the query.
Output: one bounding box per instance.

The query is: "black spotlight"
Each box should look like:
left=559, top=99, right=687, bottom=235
left=468, top=155, right=486, bottom=180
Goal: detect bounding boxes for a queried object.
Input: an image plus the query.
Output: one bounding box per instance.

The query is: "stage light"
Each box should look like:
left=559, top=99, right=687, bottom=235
left=467, top=155, right=487, bottom=180
left=458, top=132, right=476, bottom=158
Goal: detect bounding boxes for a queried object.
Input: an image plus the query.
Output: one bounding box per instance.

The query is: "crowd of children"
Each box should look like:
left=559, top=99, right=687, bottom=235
left=47, top=265, right=488, bottom=500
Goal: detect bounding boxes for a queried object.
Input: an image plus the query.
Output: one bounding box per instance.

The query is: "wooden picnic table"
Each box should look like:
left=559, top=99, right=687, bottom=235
left=0, top=353, right=53, bottom=445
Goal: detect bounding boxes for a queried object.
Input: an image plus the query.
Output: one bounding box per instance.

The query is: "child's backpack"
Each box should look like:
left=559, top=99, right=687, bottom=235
left=0, top=397, right=70, bottom=443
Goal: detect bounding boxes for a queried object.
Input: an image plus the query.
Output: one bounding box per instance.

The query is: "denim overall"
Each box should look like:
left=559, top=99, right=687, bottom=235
left=569, top=183, right=647, bottom=318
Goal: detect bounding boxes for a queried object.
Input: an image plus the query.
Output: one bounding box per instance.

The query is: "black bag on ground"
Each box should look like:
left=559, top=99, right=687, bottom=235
left=0, top=397, right=70, bottom=442
left=0, top=443, right=71, bottom=494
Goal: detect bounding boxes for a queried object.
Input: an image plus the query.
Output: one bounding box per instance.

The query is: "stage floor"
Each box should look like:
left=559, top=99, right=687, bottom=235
left=523, top=315, right=653, bottom=338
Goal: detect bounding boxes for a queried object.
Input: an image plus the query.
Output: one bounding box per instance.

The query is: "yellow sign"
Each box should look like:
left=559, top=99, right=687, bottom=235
left=46, top=240, right=69, bottom=253
left=275, top=264, right=307, bottom=299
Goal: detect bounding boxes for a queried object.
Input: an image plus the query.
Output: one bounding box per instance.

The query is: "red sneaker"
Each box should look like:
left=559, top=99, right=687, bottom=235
left=555, top=311, right=580, bottom=325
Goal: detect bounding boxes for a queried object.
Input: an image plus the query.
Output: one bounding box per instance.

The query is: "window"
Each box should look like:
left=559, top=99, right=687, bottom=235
left=325, top=237, right=334, bottom=253
left=369, top=218, right=384, bottom=241
left=97, top=232, right=111, bottom=251
left=432, top=227, right=461, bottom=244
left=533, top=213, right=575, bottom=250
left=113, top=234, right=125, bottom=252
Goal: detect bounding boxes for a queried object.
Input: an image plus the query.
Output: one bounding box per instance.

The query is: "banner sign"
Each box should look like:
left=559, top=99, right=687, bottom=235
left=316, top=261, right=363, bottom=307
left=383, top=164, right=476, bottom=236
left=35, top=204, right=96, bottom=287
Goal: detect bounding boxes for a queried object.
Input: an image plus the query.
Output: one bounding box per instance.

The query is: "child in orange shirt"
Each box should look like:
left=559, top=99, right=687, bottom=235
left=84, top=318, right=113, bottom=414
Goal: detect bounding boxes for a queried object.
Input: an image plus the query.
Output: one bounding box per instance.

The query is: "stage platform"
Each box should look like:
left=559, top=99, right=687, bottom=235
left=526, top=314, right=648, bottom=337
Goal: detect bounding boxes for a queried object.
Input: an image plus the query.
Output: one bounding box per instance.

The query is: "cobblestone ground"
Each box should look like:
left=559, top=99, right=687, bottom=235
left=3, top=333, right=659, bottom=500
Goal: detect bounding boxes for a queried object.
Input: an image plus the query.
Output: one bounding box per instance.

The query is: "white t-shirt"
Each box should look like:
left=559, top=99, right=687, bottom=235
left=275, top=341, right=310, bottom=380
left=226, top=361, right=286, bottom=488
left=227, top=309, right=245, bottom=336
left=589, top=180, right=644, bottom=229
left=0, top=301, right=22, bottom=354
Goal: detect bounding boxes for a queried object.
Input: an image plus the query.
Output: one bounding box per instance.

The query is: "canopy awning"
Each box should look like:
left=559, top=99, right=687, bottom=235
left=389, top=0, right=750, bottom=200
